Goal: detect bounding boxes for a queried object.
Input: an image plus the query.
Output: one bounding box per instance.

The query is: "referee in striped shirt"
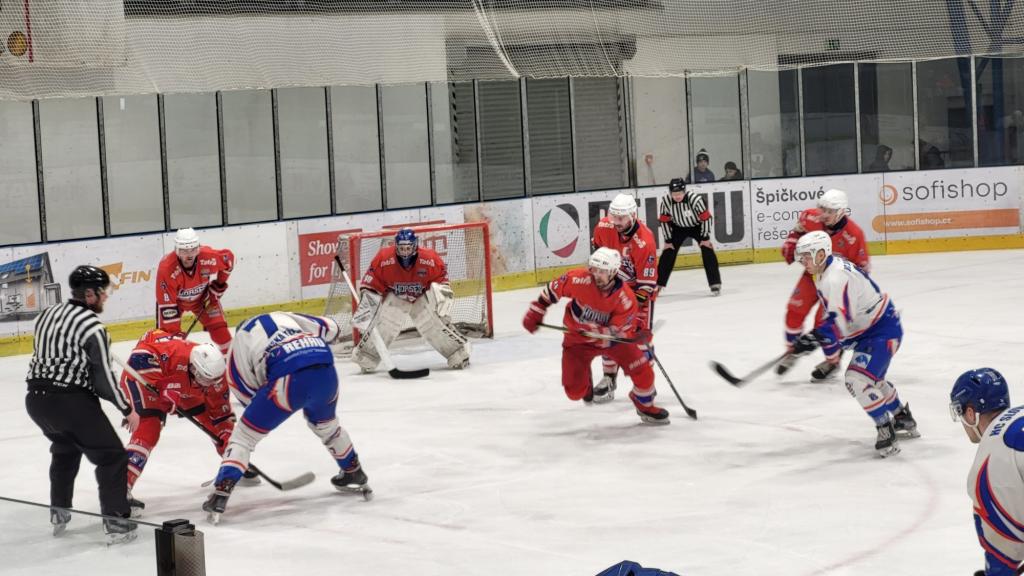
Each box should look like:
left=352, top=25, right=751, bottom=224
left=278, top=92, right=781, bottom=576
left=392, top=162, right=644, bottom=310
left=657, top=178, right=722, bottom=295
left=25, top=265, right=140, bottom=543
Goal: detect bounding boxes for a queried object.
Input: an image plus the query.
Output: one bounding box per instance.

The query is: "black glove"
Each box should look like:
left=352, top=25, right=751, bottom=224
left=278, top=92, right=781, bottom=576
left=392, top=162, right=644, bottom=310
left=973, top=571, right=985, bottom=576
left=791, top=332, right=820, bottom=355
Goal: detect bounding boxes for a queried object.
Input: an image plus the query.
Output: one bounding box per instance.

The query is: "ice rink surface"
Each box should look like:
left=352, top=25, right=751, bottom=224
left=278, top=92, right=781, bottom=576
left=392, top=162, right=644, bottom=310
left=1, top=249, right=1022, bottom=575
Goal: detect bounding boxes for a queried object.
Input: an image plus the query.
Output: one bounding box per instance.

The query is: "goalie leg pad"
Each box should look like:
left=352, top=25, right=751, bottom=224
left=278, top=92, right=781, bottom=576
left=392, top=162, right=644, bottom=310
left=352, top=296, right=411, bottom=372
left=411, top=295, right=470, bottom=369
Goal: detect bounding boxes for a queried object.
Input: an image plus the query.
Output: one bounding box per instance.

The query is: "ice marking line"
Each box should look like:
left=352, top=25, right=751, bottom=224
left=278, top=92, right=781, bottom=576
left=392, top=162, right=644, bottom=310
left=800, top=457, right=939, bottom=576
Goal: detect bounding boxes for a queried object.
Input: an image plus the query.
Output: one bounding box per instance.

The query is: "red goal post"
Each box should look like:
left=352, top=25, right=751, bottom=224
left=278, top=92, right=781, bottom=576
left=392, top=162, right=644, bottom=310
left=323, top=221, right=494, bottom=353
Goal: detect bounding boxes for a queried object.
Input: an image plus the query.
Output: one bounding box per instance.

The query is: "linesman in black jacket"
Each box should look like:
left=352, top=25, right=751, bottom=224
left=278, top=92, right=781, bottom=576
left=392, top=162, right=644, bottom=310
left=25, top=265, right=140, bottom=544
left=656, top=178, right=722, bottom=296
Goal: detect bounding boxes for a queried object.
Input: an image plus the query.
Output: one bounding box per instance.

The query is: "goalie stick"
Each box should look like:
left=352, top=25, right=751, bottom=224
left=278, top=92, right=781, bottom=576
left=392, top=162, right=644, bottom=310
left=334, top=255, right=429, bottom=380
left=709, top=352, right=790, bottom=387
left=112, top=354, right=316, bottom=492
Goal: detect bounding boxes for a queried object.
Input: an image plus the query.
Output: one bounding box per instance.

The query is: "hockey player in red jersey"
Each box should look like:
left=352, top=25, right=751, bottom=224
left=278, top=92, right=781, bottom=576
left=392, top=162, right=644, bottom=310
left=156, top=228, right=235, bottom=354
left=118, top=329, right=236, bottom=496
left=351, top=227, right=471, bottom=371
left=590, top=193, right=659, bottom=404
left=522, top=247, right=669, bottom=425
left=777, top=188, right=870, bottom=380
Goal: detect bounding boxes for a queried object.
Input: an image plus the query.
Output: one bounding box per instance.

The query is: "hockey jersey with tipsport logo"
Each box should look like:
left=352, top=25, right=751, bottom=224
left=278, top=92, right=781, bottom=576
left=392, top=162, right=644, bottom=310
left=360, top=245, right=448, bottom=302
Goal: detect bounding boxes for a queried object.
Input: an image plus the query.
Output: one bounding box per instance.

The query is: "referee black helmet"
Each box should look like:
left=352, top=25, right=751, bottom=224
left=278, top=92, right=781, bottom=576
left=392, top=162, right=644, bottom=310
left=69, top=265, right=111, bottom=300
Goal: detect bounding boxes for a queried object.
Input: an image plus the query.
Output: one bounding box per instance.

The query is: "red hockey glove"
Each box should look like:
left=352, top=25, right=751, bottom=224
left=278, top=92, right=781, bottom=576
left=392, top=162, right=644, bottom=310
left=162, top=388, right=183, bottom=413
left=781, top=233, right=799, bottom=264
left=208, top=280, right=228, bottom=299
left=215, top=428, right=233, bottom=455
left=658, top=213, right=672, bottom=223
left=522, top=303, right=546, bottom=334
left=632, top=328, right=654, bottom=346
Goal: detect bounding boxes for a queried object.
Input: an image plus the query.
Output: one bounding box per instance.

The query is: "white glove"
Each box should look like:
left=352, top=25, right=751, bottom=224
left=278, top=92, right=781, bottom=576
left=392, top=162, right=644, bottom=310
left=352, top=289, right=383, bottom=332
left=428, top=283, right=455, bottom=319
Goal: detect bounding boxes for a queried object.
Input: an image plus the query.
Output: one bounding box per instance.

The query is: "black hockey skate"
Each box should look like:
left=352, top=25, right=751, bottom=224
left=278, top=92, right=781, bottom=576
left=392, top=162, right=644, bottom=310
left=592, top=373, right=617, bottom=404
left=775, top=354, right=797, bottom=376
left=811, top=359, right=841, bottom=381
left=50, top=508, right=71, bottom=537
left=203, top=478, right=237, bottom=525
left=874, top=418, right=900, bottom=458
left=127, top=490, right=145, bottom=518
left=332, top=467, right=373, bottom=501
left=710, top=284, right=721, bottom=297
left=893, top=404, right=920, bottom=439
left=238, top=468, right=262, bottom=487
left=103, top=515, right=138, bottom=546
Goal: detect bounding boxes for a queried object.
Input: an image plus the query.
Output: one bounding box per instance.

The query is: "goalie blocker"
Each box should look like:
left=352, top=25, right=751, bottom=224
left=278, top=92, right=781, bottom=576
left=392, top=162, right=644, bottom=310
left=351, top=228, right=471, bottom=372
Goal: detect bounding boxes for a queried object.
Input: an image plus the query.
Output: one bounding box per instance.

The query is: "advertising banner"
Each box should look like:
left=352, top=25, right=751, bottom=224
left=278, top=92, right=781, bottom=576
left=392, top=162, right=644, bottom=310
left=876, top=167, right=1024, bottom=239
left=749, top=175, right=884, bottom=249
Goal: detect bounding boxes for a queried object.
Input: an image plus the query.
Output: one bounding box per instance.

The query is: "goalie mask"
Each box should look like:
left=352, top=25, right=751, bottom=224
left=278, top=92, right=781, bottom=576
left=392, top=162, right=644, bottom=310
left=395, top=228, right=418, bottom=269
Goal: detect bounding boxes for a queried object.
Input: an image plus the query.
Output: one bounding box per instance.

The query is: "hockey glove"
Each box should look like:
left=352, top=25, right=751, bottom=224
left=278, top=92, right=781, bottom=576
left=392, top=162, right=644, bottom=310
left=208, top=280, right=228, bottom=299
left=658, top=213, right=673, bottom=223
left=791, top=332, right=820, bottom=355
left=522, top=303, right=546, bottom=334
left=781, top=234, right=799, bottom=264
left=632, top=328, right=654, bottom=346
left=162, top=388, right=183, bottom=414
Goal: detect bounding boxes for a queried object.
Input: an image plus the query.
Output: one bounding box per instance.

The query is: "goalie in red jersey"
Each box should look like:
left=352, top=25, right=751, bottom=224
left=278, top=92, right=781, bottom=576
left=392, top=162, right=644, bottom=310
left=155, top=228, right=235, bottom=354
left=777, top=188, right=870, bottom=381
left=522, top=247, right=669, bottom=425
left=351, top=227, right=471, bottom=372
left=118, top=329, right=243, bottom=499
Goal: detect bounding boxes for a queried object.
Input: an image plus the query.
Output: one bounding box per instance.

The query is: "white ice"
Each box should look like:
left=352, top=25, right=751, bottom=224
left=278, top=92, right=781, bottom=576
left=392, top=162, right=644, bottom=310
left=1, top=249, right=1022, bottom=576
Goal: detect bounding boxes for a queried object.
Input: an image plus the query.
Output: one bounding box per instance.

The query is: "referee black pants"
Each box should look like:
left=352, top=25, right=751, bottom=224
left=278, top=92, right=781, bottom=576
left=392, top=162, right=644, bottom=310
left=657, top=224, right=721, bottom=289
left=25, top=389, right=130, bottom=517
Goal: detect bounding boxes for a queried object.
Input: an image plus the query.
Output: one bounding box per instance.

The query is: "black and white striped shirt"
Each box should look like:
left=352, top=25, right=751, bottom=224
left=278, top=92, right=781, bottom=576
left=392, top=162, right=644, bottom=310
left=659, top=192, right=712, bottom=240
left=26, top=301, right=131, bottom=414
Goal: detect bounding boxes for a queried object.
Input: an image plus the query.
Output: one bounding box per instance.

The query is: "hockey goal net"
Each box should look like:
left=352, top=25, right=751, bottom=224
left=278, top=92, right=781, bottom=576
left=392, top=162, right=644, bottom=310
left=324, top=221, right=493, bottom=354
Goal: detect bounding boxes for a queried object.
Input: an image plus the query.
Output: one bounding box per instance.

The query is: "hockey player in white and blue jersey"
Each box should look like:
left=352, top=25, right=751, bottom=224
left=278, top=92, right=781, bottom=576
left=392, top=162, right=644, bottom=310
left=789, top=231, right=918, bottom=457
left=202, top=311, right=370, bottom=522
left=951, top=368, right=1024, bottom=576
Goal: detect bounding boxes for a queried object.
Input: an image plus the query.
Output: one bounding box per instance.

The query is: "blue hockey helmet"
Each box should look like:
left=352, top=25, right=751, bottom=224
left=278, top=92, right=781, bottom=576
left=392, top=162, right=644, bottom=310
left=395, top=227, right=418, bottom=268
left=950, top=368, right=1010, bottom=421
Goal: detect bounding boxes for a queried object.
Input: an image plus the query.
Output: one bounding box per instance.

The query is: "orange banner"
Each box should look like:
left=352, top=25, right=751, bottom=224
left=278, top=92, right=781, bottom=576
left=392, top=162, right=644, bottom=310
left=872, top=209, right=1020, bottom=233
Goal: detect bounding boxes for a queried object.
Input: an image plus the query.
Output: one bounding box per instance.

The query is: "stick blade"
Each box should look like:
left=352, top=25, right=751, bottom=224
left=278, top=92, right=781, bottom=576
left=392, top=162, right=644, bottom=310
left=389, top=367, right=430, bottom=379
left=682, top=405, right=698, bottom=420
left=277, top=472, right=317, bottom=491
left=709, top=361, right=745, bottom=386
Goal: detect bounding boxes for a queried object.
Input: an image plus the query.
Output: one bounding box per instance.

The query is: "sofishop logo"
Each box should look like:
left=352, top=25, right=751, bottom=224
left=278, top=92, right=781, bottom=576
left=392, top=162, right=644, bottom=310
left=538, top=203, right=581, bottom=258
left=879, top=179, right=1008, bottom=206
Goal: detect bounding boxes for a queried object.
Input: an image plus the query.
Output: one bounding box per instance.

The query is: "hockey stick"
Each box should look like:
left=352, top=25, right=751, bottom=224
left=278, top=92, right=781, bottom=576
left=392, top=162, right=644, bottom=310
left=334, top=255, right=429, bottom=380
left=708, top=352, right=789, bottom=387
left=183, top=296, right=216, bottom=338
left=112, top=354, right=315, bottom=492
left=537, top=319, right=665, bottom=344
left=651, top=353, right=698, bottom=420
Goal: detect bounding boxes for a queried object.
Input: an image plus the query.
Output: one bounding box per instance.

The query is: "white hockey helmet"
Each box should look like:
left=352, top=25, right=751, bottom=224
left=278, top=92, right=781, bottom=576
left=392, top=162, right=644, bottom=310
left=589, top=247, right=622, bottom=273
left=189, top=343, right=225, bottom=385
left=608, top=193, right=638, bottom=218
left=795, top=230, right=833, bottom=261
left=818, top=189, right=848, bottom=212
left=175, top=228, right=201, bottom=252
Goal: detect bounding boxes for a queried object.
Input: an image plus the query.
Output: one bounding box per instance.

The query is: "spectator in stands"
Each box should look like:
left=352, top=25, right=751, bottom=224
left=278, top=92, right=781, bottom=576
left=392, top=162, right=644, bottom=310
left=691, top=150, right=715, bottom=183
left=721, top=161, right=743, bottom=181
left=867, top=144, right=893, bottom=172
left=919, top=139, right=944, bottom=169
